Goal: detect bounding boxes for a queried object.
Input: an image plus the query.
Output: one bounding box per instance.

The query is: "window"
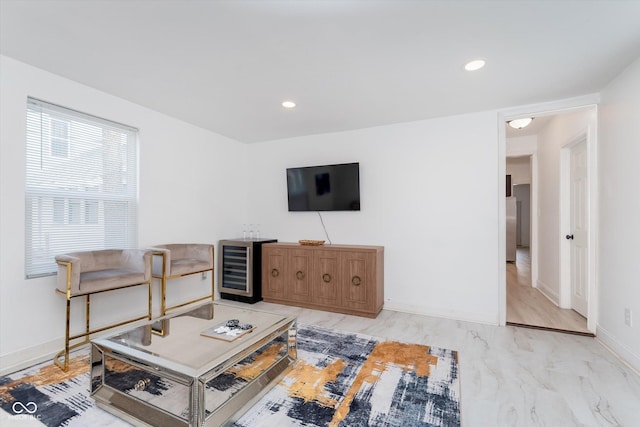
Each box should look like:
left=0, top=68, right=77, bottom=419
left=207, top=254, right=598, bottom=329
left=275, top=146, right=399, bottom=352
left=68, top=199, right=81, bottom=224
left=84, top=200, right=99, bottom=224
left=50, top=119, right=70, bottom=158
left=25, top=98, right=139, bottom=278
left=53, top=198, right=65, bottom=224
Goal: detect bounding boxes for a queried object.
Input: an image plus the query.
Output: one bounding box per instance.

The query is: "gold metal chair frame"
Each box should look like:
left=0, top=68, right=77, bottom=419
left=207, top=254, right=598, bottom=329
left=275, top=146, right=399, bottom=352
left=152, top=246, right=215, bottom=319
left=54, top=260, right=152, bottom=372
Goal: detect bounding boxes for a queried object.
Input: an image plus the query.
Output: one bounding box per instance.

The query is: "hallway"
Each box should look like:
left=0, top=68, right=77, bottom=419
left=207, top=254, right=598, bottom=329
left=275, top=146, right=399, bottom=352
left=507, top=248, right=592, bottom=335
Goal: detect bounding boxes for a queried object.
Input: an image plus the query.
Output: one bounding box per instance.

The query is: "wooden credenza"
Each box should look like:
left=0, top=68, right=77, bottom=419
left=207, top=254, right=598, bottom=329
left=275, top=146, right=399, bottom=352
left=261, top=242, right=384, bottom=318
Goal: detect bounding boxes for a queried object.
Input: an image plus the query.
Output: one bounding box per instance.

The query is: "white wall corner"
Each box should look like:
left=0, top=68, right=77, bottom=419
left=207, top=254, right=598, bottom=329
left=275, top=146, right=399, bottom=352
left=536, top=279, right=559, bottom=306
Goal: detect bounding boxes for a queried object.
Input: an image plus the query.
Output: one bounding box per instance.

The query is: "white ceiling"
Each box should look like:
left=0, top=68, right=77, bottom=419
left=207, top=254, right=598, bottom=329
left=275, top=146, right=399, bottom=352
left=2, top=0, right=639, bottom=143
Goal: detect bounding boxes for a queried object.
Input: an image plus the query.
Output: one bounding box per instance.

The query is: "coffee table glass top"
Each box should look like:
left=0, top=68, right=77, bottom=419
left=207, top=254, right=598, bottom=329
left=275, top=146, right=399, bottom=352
left=95, top=301, right=294, bottom=376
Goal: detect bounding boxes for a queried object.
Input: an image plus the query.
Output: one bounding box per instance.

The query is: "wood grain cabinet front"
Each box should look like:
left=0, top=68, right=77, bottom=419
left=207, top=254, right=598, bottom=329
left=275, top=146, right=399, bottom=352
left=288, top=249, right=313, bottom=302
left=263, top=246, right=286, bottom=299
left=340, top=250, right=376, bottom=313
left=262, top=243, right=384, bottom=318
left=313, top=250, right=340, bottom=307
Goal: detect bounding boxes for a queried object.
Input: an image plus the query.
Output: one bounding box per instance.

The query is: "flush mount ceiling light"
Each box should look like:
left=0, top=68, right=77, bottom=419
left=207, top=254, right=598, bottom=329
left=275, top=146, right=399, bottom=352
left=281, top=100, right=296, bottom=109
left=464, top=59, right=486, bottom=71
left=508, top=118, right=534, bottom=129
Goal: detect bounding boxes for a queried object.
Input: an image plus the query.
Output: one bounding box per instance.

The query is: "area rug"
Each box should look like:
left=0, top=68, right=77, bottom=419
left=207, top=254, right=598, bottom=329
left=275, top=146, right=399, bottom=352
left=0, top=325, right=460, bottom=426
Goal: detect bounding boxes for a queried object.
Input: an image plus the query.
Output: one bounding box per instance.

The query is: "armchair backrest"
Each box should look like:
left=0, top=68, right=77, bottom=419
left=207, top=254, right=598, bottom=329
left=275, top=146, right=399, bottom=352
left=150, top=244, right=214, bottom=277
left=55, top=249, right=152, bottom=296
left=63, top=249, right=151, bottom=273
left=154, top=244, right=212, bottom=262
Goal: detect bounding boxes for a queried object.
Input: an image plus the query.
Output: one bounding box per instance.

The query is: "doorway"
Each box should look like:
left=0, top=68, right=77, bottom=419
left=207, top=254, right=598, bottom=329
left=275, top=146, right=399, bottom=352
left=502, top=107, right=597, bottom=335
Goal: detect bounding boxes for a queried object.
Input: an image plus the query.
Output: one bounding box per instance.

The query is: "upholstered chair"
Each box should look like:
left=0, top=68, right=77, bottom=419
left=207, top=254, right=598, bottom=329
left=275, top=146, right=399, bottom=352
left=54, top=249, right=152, bottom=371
left=149, top=244, right=214, bottom=317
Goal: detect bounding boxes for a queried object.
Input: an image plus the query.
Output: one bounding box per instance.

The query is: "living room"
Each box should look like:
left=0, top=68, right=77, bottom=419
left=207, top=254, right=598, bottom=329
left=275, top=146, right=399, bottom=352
left=1, top=1, right=639, bottom=425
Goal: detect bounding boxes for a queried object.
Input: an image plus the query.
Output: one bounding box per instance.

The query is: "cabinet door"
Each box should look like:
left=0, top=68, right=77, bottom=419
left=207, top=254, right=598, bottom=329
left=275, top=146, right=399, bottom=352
left=287, top=250, right=312, bottom=302
left=313, top=250, right=340, bottom=306
left=340, top=251, right=375, bottom=312
left=262, top=247, right=286, bottom=299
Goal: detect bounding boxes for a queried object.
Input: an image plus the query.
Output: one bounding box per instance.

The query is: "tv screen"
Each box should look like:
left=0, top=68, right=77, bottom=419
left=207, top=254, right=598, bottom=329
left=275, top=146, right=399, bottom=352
left=287, top=162, right=360, bottom=211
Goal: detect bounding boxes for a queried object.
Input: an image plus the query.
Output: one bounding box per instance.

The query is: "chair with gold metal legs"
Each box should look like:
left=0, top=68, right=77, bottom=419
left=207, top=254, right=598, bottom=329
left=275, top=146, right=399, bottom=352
left=54, top=249, right=152, bottom=371
left=149, top=244, right=215, bottom=320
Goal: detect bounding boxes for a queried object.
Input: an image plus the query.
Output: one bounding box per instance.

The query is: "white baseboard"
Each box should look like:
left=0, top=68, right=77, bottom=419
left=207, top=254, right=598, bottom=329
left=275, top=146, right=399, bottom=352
left=0, top=338, right=62, bottom=376
left=383, top=300, right=498, bottom=325
left=596, top=325, right=640, bottom=374
left=1, top=315, right=152, bottom=376
left=536, top=280, right=560, bottom=306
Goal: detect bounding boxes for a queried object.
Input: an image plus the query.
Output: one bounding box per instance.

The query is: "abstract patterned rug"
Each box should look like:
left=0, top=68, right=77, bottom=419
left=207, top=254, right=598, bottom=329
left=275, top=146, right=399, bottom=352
left=0, top=325, right=460, bottom=426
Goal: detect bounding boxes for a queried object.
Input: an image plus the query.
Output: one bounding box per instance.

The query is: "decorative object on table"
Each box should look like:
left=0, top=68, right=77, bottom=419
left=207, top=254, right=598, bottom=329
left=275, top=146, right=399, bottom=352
left=200, top=319, right=255, bottom=341
left=0, top=325, right=460, bottom=427
left=298, top=239, right=325, bottom=246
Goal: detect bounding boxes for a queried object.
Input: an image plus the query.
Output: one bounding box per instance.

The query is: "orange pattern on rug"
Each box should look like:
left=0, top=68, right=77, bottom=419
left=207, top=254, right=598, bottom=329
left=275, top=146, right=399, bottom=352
left=330, top=341, right=438, bottom=426
left=0, top=353, right=89, bottom=403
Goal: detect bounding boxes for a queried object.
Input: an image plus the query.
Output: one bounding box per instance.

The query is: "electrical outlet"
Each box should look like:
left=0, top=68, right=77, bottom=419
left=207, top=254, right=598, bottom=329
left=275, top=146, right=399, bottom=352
left=624, top=308, right=632, bottom=327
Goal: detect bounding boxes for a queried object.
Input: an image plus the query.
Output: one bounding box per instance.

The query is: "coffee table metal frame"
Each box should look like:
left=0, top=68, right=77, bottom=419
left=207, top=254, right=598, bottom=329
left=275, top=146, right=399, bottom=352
left=90, top=301, right=297, bottom=426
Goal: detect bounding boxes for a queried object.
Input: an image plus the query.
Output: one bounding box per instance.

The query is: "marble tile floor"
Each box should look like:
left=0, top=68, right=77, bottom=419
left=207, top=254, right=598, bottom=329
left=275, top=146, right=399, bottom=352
left=228, top=300, right=640, bottom=427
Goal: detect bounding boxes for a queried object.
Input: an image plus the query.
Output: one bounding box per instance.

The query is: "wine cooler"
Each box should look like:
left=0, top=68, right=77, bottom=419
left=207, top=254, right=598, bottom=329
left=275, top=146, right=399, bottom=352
left=218, top=238, right=277, bottom=303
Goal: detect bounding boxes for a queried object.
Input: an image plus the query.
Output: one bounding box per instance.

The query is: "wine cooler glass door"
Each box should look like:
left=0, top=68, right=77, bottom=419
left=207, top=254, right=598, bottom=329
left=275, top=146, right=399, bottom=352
left=221, top=244, right=252, bottom=296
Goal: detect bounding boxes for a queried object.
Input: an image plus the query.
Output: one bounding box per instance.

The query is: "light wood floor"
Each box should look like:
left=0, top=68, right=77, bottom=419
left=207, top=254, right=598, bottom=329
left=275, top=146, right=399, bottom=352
left=506, top=247, right=592, bottom=335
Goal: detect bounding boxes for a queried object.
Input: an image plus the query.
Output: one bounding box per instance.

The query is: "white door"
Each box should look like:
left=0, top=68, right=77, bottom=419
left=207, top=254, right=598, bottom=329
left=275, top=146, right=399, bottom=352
left=569, top=139, right=588, bottom=317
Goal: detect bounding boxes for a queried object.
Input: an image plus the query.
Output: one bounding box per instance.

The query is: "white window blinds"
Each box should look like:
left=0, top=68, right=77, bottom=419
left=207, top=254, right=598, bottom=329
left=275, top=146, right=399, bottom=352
left=25, top=98, right=139, bottom=278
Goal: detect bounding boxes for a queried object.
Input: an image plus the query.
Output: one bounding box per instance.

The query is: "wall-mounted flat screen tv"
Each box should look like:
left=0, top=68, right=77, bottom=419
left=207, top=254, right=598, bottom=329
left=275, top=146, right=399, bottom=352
left=287, top=162, right=360, bottom=211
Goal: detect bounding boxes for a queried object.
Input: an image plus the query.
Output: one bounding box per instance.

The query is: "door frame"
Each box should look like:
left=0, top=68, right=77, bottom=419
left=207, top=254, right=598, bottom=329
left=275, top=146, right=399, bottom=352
left=497, top=94, right=599, bottom=332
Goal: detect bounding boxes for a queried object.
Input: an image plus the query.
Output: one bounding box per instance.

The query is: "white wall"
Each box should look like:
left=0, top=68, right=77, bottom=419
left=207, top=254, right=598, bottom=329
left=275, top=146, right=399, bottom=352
left=597, top=57, right=640, bottom=371
left=246, top=112, right=501, bottom=324
left=535, top=109, right=594, bottom=303
left=0, top=56, right=248, bottom=370
left=506, top=156, right=531, bottom=186
left=506, top=135, right=537, bottom=156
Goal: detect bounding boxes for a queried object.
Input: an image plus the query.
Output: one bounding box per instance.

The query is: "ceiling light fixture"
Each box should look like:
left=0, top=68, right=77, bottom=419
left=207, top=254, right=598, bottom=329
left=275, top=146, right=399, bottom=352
left=281, top=100, right=296, bottom=109
left=464, top=59, right=486, bottom=71
left=508, top=118, right=534, bottom=129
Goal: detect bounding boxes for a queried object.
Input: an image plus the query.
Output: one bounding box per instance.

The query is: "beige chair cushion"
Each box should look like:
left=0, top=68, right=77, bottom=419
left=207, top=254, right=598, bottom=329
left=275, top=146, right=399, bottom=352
left=150, top=244, right=213, bottom=278
left=79, top=269, right=148, bottom=294
left=55, top=249, right=152, bottom=296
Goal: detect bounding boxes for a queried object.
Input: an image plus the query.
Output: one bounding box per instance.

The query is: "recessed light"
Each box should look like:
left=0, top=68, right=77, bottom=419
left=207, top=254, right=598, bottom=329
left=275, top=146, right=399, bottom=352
left=464, top=59, right=486, bottom=71
left=508, top=118, right=534, bottom=129
left=282, top=101, right=296, bottom=109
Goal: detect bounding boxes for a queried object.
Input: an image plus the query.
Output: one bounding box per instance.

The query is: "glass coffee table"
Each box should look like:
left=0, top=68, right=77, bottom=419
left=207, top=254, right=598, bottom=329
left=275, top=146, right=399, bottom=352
left=90, top=301, right=296, bottom=426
